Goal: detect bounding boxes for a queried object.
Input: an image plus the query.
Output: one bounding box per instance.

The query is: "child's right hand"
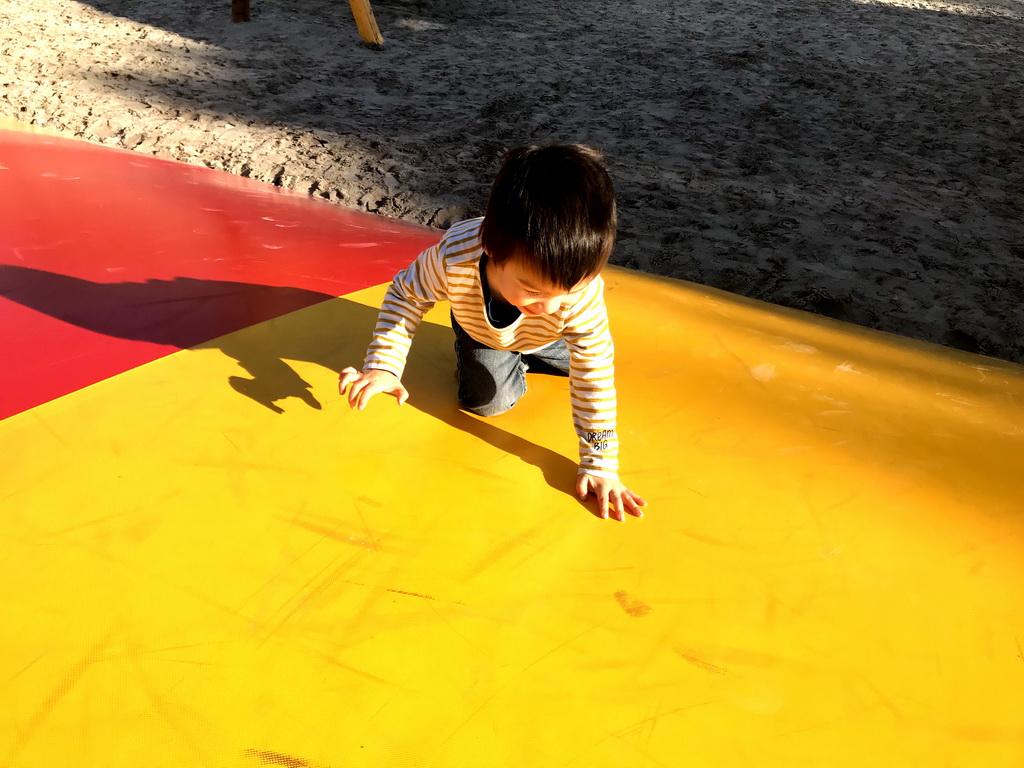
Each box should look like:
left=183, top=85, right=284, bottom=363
left=338, top=366, right=409, bottom=410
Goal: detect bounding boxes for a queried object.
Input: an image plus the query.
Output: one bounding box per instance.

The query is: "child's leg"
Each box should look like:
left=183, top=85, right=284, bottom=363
left=523, top=340, right=570, bottom=375
left=452, top=316, right=526, bottom=417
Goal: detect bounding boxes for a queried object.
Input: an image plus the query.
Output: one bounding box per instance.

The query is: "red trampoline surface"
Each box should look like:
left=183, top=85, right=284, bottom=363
left=0, top=130, right=439, bottom=420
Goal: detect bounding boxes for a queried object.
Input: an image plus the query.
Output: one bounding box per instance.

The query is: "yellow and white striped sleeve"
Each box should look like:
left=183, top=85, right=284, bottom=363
left=563, top=279, right=619, bottom=477
left=363, top=240, right=449, bottom=378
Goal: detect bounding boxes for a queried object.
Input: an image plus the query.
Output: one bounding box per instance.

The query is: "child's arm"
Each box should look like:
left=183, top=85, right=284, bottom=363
left=563, top=279, right=646, bottom=521
left=339, top=241, right=448, bottom=409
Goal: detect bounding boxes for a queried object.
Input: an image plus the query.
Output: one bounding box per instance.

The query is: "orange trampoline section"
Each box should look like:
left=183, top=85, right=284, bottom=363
left=2, top=128, right=1023, bottom=768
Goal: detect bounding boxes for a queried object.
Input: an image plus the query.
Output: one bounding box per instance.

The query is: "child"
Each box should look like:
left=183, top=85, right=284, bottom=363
left=339, top=143, right=645, bottom=522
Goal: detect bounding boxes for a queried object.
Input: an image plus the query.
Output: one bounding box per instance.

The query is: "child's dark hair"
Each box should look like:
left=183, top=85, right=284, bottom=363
left=481, top=143, right=617, bottom=290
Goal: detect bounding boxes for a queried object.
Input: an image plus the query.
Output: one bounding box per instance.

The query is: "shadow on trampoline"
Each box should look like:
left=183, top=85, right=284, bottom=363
left=1, top=264, right=579, bottom=501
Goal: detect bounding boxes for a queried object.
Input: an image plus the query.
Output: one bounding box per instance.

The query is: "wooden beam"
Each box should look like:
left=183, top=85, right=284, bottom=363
left=349, top=0, right=385, bottom=49
left=231, top=0, right=381, bottom=49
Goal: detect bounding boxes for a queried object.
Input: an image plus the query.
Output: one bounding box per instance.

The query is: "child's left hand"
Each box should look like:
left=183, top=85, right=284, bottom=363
left=576, top=472, right=647, bottom=522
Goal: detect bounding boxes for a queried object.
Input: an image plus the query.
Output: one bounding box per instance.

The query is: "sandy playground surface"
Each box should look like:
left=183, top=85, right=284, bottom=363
left=1, top=0, right=1022, bottom=363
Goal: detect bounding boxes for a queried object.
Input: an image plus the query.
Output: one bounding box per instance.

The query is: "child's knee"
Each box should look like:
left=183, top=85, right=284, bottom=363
left=457, top=362, right=526, bottom=417
left=460, top=393, right=520, bottom=418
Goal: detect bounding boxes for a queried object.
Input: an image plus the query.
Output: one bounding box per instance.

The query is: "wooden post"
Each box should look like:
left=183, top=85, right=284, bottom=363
left=349, top=0, right=385, bottom=49
left=230, top=0, right=379, bottom=47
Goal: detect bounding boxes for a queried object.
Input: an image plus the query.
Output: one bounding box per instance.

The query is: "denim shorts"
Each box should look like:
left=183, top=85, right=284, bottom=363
left=451, top=314, right=570, bottom=417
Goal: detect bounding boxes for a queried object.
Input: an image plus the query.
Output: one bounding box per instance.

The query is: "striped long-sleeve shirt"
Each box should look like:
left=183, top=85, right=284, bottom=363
left=363, top=218, right=618, bottom=477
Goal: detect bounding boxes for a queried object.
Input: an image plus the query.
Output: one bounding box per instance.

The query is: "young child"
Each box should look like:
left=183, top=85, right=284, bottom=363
left=339, top=143, right=645, bottom=522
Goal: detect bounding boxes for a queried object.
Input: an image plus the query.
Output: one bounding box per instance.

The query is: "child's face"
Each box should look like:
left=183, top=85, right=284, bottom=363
left=487, top=257, right=592, bottom=317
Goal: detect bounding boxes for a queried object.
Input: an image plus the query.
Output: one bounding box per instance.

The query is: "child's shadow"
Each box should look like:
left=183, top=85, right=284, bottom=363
left=204, top=293, right=579, bottom=498
left=1, top=265, right=578, bottom=498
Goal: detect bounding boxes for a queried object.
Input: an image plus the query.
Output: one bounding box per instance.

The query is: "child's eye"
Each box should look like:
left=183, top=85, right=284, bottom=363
left=525, top=290, right=543, bottom=297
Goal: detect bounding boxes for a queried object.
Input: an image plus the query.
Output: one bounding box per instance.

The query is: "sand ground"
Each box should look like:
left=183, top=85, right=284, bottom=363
left=1, top=0, right=1022, bottom=362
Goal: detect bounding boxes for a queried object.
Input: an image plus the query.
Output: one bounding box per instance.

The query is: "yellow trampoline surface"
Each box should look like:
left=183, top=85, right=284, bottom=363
left=2, top=128, right=1023, bottom=767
